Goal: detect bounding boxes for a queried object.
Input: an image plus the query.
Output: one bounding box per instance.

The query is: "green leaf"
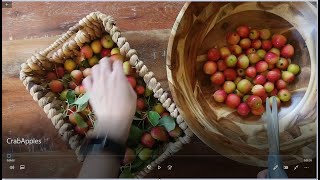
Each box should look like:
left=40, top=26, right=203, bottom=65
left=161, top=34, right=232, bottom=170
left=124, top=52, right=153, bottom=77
left=130, top=159, right=144, bottom=170
left=119, top=168, right=135, bottom=178
left=145, top=159, right=153, bottom=167
left=74, top=113, right=88, bottom=128
left=62, top=74, right=72, bottom=82
left=72, top=92, right=90, bottom=105
left=151, top=147, right=161, bottom=159
left=96, top=54, right=102, bottom=60
left=133, top=116, right=143, bottom=121
left=135, top=111, right=142, bottom=116
left=127, top=125, right=143, bottom=147
left=80, top=59, right=90, bottom=68
left=130, top=158, right=148, bottom=173
left=147, top=111, right=160, bottom=126
left=66, top=90, right=76, bottom=104
left=158, top=116, right=176, bottom=132
left=77, top=102, right=88, bottom=112
left=145, top=123, right=153, bottom=131
left=62, top=81, right=69, bottom=89
left=134, top=144, right=144, bottom=155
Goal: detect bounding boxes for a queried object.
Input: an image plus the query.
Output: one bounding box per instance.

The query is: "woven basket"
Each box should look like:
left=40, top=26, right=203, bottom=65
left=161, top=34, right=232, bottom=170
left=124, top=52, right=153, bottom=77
left=19, top=11, right=193, bottom=178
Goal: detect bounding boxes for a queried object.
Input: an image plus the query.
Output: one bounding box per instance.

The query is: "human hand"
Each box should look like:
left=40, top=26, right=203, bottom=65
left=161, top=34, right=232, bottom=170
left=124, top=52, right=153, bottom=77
left=83, top=58, right=137, bottom=144
left=257, top=169, right=268, bottom=178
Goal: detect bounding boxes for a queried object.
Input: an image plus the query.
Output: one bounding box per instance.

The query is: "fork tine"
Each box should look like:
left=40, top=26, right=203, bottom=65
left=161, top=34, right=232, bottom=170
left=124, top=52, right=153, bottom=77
left=266, top=97, right=271, bottom=116
left=272, top=96, right=278, bottom=120
left=271, top=96, right=280, bottom=151
left=265, top=97, right=272, bottom=124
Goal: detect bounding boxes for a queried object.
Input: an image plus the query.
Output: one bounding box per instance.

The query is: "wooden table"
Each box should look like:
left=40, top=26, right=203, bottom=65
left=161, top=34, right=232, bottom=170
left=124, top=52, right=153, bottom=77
left=2, top=2, right=316, bottom=178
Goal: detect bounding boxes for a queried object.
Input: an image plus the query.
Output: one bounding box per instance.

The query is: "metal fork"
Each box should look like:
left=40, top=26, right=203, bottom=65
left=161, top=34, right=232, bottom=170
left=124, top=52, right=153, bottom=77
left=264, top=96, right=288, bottom=178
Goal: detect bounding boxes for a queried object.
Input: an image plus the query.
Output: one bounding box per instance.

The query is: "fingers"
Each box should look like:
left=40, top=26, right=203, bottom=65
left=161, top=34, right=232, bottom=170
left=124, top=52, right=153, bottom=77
left=112, top=60, right=124, bottom=75
left=257, top=169, right=268, bottom=178
left=83, top=76, right=93, bottom=92
left=92, top=64, right=101, bottom=80
left=129, top=82, right=137, bottom=97
left=99, top=57, right=112, bottom=75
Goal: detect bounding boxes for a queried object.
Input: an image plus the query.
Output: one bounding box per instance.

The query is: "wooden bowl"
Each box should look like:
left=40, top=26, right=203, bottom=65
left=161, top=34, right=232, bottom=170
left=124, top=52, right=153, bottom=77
left=166, top=2, right=317, bottom=167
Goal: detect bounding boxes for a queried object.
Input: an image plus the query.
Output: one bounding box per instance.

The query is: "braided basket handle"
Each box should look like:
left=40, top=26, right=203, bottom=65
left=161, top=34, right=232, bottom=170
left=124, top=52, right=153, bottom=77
left=40, top=23, right=81, bottom=57
left=41, top=11, right=116, bottom=58
left=20, top=12, right=116, bottom=74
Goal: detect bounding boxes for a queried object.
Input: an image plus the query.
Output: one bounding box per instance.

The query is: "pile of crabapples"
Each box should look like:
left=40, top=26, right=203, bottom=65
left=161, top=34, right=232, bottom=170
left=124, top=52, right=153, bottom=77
left=45, top=33, right=183, bottom=176
left=46, top=34, right=125, bottom=134
left=203, top=25, right=301, bottom=116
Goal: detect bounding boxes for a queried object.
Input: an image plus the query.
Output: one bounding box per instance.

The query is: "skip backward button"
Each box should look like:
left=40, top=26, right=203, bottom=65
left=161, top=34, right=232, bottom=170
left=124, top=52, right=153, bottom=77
left=146, top=165, right=162, bottom=170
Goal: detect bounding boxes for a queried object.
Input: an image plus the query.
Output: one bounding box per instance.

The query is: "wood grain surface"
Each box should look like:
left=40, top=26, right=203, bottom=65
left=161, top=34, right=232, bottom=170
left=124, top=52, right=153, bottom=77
left=2, top=2, right=316, bottom=178
left=2, top=1, right=184, bottom=41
